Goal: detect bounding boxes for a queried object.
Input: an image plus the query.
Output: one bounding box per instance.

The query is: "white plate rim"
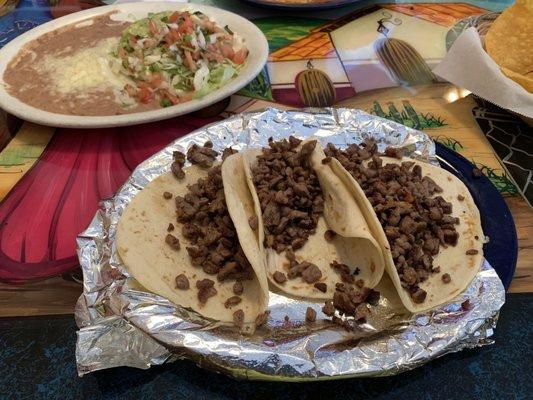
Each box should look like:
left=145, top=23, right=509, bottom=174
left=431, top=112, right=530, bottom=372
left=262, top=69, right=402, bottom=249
left=0, top=2, right=268, bottom=128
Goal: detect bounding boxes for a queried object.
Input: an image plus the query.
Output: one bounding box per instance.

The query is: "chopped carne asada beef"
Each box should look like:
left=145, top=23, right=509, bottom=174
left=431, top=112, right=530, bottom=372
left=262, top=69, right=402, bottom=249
left=305, top=307, right=317, bottom=322
left=233, top=309, right=244, bottom=326
left=172, top=145, right=254, bottom=305
left=319, top=282, right=380, bottom=328
left=222, top=147, right=237, bottom=161
left=330, top=260, right=355, bottom=284
left=251, top=137, right=324, bottom=255
left=171, top=151, right=186, bottom=180
left=324, top=140, right=459, bottom=304
left=324, top=229, right=336, bottom=241
left=233, top=281, right=244, bottom=295
left=273, top=271, right=287, bottom=284
left=322, top=301, right=335, bottom=316
left=224, top=296, right=242, bottom=308
left=255, top=311, right=270, bottom=327
left=165, top=234, right=180, bottom=250
left=187, top=142, right=219, bottom=168
left=314, top=282, right=327, bottom=293
left=175, top=274, right=190, bottom=290
left=175, top=158, right=251, bottom=279
left=332, top=283, right=379, bottom=321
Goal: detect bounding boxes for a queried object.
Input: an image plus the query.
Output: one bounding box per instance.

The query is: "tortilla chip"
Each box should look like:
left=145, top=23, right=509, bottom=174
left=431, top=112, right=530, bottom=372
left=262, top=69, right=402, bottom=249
left=485, top=0, right=533, bottom=92
left=501, top=66, right=533, bottom=93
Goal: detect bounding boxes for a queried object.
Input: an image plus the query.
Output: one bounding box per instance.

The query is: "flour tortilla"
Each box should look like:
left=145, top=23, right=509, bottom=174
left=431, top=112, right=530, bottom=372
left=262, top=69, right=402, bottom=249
left=330, top=156, right=484, bottom=312
left=240, top=142, right=385, bottom=299
left=116, top=167, right=268, bottom=331
left=221, top=153, right=269, bottom=299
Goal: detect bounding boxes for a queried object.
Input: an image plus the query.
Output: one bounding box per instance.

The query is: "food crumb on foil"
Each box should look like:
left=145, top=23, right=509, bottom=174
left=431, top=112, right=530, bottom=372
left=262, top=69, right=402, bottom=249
left=75, top=108, right=505, bottom=380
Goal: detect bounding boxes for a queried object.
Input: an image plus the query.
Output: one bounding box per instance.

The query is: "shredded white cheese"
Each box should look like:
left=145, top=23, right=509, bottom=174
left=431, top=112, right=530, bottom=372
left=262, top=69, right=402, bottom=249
left=38, top=37, right=131, bottom=94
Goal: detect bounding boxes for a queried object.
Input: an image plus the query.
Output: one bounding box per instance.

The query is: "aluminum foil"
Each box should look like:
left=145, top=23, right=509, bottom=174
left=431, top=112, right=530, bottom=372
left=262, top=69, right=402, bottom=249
left=75, top=108, right=505, bottom=380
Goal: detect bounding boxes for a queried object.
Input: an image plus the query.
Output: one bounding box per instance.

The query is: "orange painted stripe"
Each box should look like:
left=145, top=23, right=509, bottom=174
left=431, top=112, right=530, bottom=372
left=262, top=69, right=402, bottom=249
left=270, top=46, right=298, bottom=58
left=451, top=4, right=487, bottom=13
left=296, top=33, right=324, bottom=47
left=424, top=4, right=469, bottom=18
left=277, top=54, right=303, bottom=61
left=291, top=46, right=316, bottom=57
left=312, top=37, right=332, bottom=48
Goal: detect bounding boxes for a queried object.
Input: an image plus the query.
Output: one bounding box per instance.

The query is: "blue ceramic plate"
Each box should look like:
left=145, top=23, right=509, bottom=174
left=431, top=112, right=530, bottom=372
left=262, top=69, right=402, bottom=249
left=436, top=142, right=517, bottom=289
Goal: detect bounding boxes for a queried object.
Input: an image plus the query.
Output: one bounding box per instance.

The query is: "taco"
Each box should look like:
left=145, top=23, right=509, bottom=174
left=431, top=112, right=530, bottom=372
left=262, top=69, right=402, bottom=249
left=324, top=141, right=484, bottom=312
left=116, top=144, right=269, bottom=332
left=236, top=137, right=385, bottom=300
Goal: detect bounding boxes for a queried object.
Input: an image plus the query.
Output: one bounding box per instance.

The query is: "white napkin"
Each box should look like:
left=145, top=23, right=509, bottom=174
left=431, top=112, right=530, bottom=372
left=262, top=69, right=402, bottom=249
left=433, top=27, right=533, bottom=118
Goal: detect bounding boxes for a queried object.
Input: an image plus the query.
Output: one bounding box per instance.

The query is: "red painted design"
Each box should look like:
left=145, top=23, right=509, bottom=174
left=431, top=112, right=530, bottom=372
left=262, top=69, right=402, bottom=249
left=0, top=116, right=220, bottom=283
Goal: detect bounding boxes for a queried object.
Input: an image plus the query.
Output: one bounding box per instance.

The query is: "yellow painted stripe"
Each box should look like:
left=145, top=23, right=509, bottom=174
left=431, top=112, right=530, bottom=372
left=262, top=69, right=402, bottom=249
left=0, top=122, right=55, bottom=200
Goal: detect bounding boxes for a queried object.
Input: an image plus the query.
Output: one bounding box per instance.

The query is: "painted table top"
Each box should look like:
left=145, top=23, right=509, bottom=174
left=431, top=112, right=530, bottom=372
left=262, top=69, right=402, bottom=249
left=0, top=0, right=531, bottom=318
left=0, top=293, right=531, bottom=398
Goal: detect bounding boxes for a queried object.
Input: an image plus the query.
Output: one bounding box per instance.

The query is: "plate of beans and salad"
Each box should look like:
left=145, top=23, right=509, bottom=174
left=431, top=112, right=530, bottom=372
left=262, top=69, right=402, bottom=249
left=0, top=2, right=268, bottom=128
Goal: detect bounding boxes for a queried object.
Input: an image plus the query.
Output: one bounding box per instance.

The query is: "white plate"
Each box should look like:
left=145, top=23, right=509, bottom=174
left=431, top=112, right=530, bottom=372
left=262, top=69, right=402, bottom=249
left=0, top=3, right=268, bottom=128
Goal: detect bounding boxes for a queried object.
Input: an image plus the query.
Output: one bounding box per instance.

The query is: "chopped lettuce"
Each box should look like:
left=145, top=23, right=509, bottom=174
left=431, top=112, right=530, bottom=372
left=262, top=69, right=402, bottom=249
left=113, top=10, right=247, bottom=108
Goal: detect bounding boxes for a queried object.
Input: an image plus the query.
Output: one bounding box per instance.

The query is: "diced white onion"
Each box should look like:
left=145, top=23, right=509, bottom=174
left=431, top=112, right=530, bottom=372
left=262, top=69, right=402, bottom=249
left=193, top=62, right=209, bottom=91
left=197, top=30, right=206, bottom=49
left=171, top=74, right=181, bottom=86
left=145, top=54, right=161, bottom=63
left=209, top=33, right=222, bottom=44
left=190, top=35, right=198, bottom=49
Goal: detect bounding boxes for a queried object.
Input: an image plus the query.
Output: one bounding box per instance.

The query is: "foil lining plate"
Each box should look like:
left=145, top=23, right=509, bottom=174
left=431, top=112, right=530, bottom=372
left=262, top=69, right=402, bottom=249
left=75, top=108, right=505, bottom=380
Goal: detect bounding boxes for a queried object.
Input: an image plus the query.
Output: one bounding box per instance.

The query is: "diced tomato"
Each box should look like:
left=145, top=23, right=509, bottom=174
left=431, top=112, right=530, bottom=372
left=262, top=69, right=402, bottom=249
left=184, top=51, right=197, bottom=72
left=164, top=29, right=181, bottom=46
left=233, top=48, right=247, bottom=65
left=180, top=92, right=194, bottom=102
left=148, top=73, right=164, bottom=89
left=168, top=11, right=180, bottom=23
left=172, top=29, right=181, bottom=42
left=128, top=35, right=137, bottom=47
left=178, top=13, right=193, bottom=34
left=163, top=33, right=173, bottom=46
left=137, top=83, right=154, bottom=104
left=219, top=43, right=234, bottom=59
left=149, top=19, right=159, bottom=36
left=160, top=89, right=180, bottom=105
left=143, top=38, right=156, bottom=49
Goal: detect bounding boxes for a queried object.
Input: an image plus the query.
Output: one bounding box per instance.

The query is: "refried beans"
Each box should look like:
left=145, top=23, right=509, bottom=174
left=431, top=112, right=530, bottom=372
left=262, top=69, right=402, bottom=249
left=3, top=13, right=155, bottom=116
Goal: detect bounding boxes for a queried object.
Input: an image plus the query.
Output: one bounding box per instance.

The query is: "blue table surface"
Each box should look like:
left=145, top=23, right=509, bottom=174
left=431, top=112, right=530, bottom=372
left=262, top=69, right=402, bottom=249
left=1, top=293, right=531, bottom=400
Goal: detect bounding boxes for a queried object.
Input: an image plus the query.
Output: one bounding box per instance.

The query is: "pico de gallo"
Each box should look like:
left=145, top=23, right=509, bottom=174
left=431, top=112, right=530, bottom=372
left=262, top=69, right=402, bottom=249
left=111, top=10, right=248, bottom=108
